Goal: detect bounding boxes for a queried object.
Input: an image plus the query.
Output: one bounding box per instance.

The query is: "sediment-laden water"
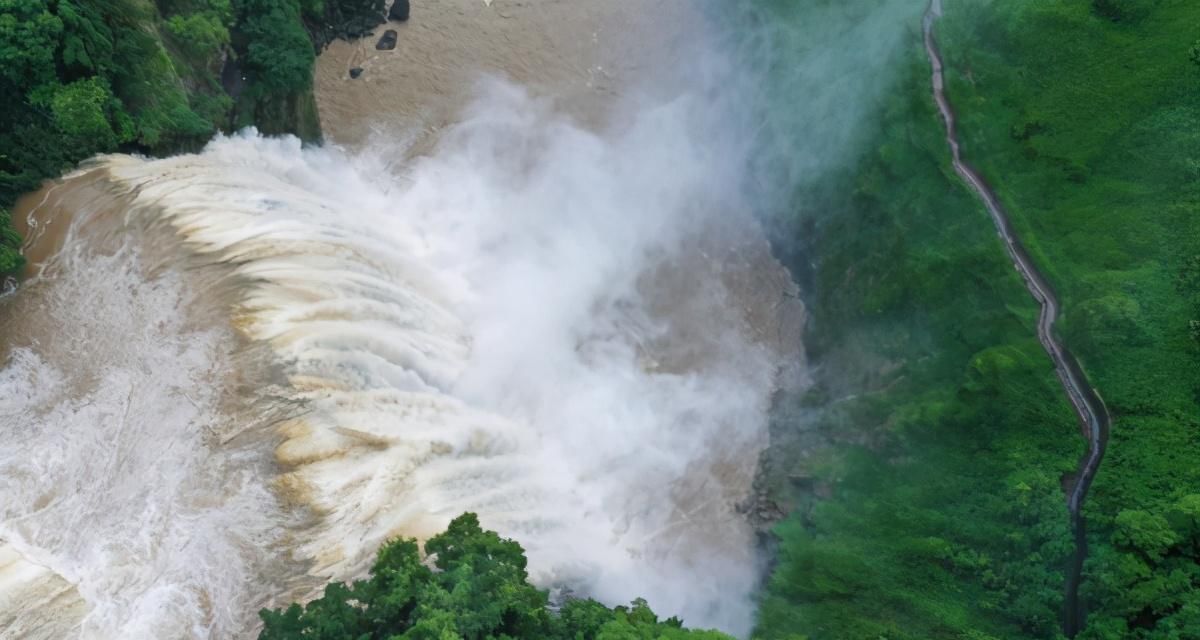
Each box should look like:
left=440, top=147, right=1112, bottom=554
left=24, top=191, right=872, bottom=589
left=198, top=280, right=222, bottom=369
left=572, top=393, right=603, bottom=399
left=0, top=3, right=805, bottom=636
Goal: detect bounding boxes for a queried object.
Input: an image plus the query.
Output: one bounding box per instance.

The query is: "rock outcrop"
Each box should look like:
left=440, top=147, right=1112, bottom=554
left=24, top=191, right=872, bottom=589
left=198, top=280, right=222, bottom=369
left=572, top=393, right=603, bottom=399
left=305, top=0, right=388, bottom=51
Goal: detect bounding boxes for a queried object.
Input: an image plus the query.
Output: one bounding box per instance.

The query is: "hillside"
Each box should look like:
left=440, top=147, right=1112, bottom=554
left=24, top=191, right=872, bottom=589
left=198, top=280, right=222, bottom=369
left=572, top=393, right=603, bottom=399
left=754, top=0, right=1200, bottom=638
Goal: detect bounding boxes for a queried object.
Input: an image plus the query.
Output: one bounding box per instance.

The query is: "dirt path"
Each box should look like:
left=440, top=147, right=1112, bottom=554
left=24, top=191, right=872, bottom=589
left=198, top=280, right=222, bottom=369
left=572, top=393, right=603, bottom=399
left=922, top=1, right=1110, bottom=635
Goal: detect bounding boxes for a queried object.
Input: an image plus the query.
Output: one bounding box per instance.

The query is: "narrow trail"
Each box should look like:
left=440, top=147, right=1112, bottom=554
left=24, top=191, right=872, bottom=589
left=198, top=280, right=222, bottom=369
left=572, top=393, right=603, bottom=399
left=922, top=0, right=1111, bottom=635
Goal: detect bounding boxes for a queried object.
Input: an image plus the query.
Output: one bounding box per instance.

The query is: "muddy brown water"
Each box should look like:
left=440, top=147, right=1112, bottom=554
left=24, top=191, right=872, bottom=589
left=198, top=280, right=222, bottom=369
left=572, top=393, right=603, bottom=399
left=0, top=2, right=805, bottom=637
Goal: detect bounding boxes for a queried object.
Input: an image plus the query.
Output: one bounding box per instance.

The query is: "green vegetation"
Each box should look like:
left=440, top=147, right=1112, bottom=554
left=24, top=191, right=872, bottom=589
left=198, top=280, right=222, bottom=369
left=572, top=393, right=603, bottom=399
left=750, top=0, right=1199, bottom=638
left=751, top=39, right=1079, bottom=639
left=0, top=0, right=382, bottom=274
left=238, top=0, right=313, bottom=97
left=259, top=513, right=731, bottom=640
left=165, top=10, right=229, bottom=62
left=937, top=1, right=1200, bottom=636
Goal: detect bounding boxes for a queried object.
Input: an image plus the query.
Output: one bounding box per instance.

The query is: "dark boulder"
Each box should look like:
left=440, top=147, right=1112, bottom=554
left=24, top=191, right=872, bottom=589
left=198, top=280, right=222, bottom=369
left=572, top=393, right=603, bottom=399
left=349, top=67, right=364, bottom=79
left=375, top=29, right=398, bottom=50
left=388, top=0, right=410, bottom=21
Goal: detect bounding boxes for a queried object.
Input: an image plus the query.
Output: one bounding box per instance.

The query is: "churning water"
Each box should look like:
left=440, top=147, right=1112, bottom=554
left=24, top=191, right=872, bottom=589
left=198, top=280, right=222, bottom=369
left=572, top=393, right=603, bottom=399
left=0, top=64, right=802, bottom=638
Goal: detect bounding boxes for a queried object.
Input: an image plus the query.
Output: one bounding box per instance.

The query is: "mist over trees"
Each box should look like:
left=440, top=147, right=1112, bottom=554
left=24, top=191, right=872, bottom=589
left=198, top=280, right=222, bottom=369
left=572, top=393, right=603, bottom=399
left=259, top=513, right=732, bottom=640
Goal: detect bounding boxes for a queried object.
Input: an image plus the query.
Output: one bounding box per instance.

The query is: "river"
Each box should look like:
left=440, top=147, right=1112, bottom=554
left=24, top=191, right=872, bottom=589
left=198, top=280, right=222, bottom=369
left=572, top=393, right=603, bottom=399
left=0, top=1, right=804, bottom=638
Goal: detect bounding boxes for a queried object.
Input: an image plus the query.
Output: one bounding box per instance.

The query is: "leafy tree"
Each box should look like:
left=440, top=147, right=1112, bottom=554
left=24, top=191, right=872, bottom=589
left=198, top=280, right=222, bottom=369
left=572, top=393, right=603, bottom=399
left=46, top=77, right=131, bottom=150
left=1112, top=510, right=1178, bottom=561
left=259, top=513, right=731, bottom=640
left=237, top=0, right=315, bottom=96
left=165, top=11, right=229, bottom=61
left=0, top=0, right=62, bottom=87
left=57, top=0, right=117, bottom=74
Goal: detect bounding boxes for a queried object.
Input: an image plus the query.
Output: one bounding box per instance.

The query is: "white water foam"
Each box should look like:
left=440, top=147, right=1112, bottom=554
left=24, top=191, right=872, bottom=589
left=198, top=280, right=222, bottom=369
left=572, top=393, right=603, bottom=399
left=1, top=71, right=788, bottom=637
left=0, top=236, right=292, bottom=638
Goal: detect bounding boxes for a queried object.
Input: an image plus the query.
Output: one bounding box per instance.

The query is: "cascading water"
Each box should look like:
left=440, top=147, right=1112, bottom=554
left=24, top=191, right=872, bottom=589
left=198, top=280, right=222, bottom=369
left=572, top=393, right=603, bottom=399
left=0, top=189, right=302, bottom=637
left=0, top=61, right=804, bottom=638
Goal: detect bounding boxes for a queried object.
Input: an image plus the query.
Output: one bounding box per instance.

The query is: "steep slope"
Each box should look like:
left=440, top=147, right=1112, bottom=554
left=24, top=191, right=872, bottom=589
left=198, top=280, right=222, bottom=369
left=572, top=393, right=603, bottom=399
left=937, top=0, right=1200, bottom=636
left=753, top=0, right=1198, bottom=637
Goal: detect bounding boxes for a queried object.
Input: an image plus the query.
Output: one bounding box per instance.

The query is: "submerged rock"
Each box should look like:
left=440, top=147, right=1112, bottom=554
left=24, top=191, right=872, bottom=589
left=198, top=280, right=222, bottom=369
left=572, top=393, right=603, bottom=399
left=349, top=67, right=364, bottom=79
left=389, top=0, right=410, bottom=21
left=375, top=29, right=398, bottom=50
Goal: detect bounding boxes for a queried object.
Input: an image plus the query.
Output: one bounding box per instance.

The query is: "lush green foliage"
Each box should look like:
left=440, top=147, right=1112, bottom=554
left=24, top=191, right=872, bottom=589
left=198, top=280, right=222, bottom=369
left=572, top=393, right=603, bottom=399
left=750, top=0, right=1197, bottom=638
left=935, top=0, right=1200, bottom=636
left=166, top=11, right=229, bottom=62
left=751, top=43, right=1078, bottom=639
left=259, top=513, right=731, bottom=640
left=237, top=0, right=314, bottom=97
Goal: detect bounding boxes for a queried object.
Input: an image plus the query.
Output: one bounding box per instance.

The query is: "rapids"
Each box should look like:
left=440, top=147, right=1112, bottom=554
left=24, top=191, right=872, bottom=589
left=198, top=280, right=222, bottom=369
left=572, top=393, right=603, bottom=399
left=0, top=2, right=805, bottom=638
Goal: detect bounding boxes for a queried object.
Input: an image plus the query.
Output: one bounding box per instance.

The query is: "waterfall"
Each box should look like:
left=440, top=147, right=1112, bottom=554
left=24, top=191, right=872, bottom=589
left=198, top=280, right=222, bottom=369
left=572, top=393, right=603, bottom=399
left=0, top=76, right=803, bottom=638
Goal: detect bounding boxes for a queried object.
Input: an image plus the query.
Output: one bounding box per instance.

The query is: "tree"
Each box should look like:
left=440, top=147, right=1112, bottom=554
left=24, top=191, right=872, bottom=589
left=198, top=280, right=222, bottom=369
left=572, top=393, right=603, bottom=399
left=165, top=11, right=229, bottom=62
left=0, top=0, right=62, bottom=88
left=56, top=0, right=116, bottom=74
left=237, top=0, right=315, bottom=97
left=259, top=513, right=732, bottom=640
left=1113, top=510, right=1178, bottom=562
left=47, top=77, right=130, bottom=150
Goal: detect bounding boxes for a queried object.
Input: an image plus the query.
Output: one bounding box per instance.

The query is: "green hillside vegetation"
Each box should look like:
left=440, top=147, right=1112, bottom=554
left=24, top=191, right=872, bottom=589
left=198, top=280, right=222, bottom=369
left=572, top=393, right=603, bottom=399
left=259, top=513, right=732, bottom=640
left=0, top=0, right=381, bottom=274
left=752, top=40, right=1079, bottom=640
left=938, top=1, right=1200, bottom=636
left=752, top=0, right=1199, bottom=638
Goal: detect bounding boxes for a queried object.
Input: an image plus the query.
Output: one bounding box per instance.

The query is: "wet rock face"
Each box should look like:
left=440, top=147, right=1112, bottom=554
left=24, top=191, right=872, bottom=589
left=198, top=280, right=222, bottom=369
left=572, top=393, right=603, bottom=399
left=375, top=29, right=398, bottom=50
left=304, top=0, right=387, bottom=50
left=389, top=0, right=410, bottom=21
left=220, top=56, right=245, bottom=99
